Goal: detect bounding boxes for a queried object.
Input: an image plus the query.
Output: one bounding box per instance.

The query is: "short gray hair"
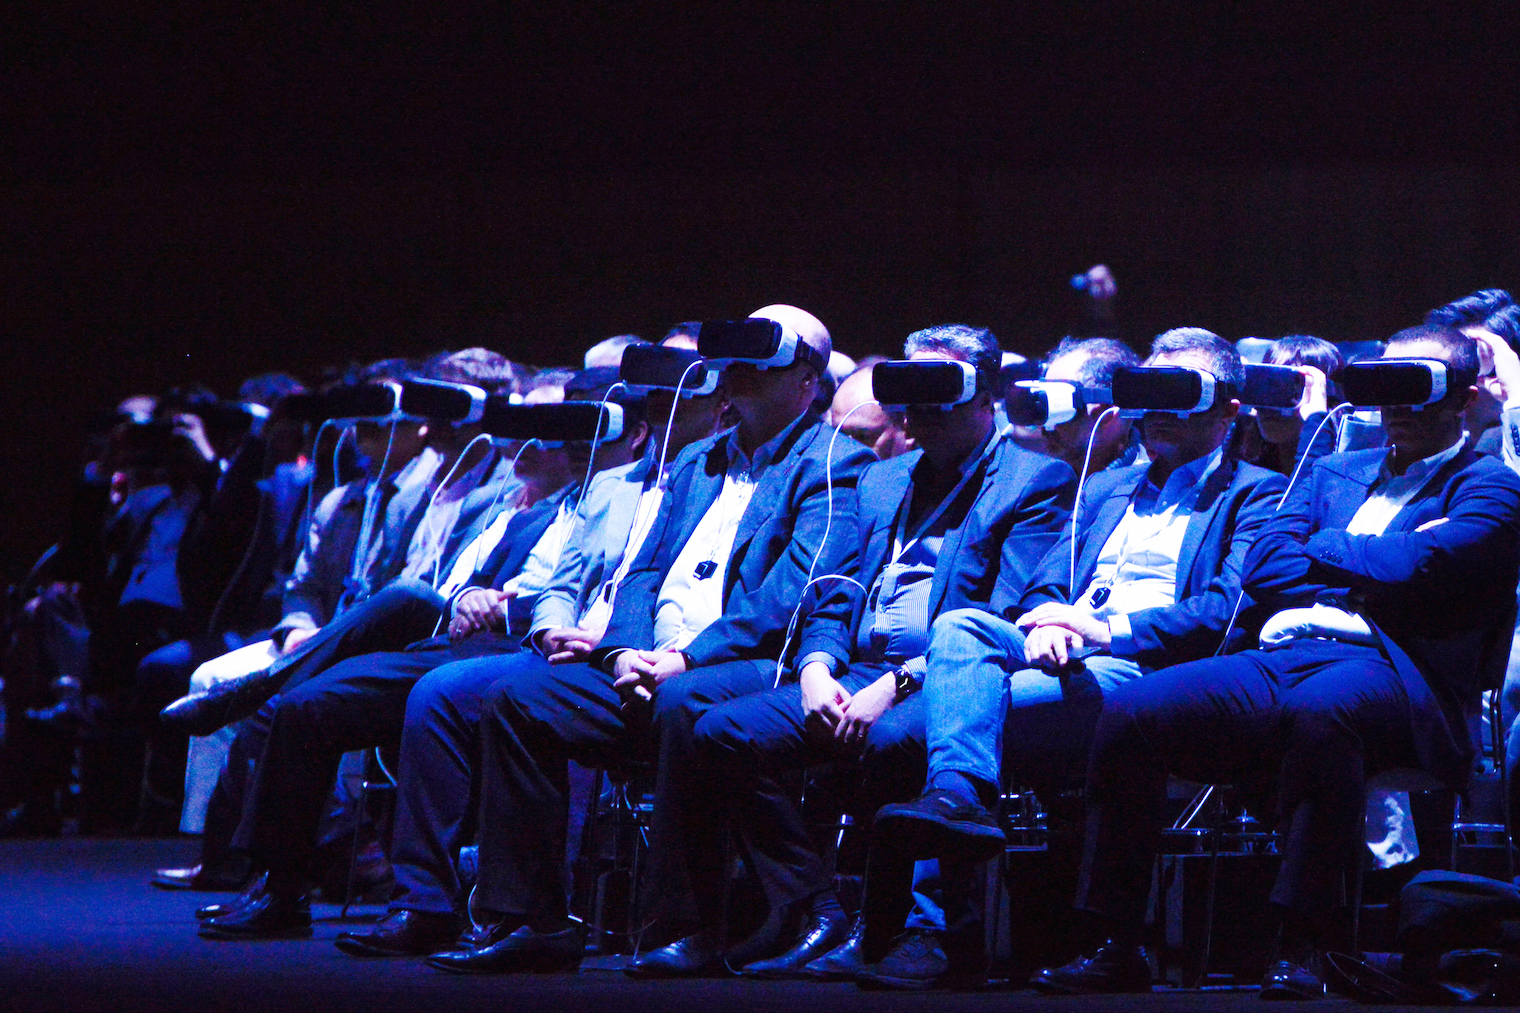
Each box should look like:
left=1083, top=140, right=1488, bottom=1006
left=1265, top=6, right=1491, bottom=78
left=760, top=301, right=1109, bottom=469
left=903, top=324, right=1002, bottom=392
left=1148, top=327, right=1244, bottom=389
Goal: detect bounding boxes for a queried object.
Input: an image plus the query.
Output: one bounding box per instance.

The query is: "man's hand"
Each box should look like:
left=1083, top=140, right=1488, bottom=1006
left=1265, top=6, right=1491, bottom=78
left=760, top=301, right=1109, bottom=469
left=449, top=588, right=509, bottom=641
left=799, top=661, right=850, bottom=737
left=1294, top=365, right=1330, bottom=420
left=1021, top=625, right=1084, bottom=669
left=534, top=626, right=602, bottom=665
left=611, top=650, right=687, bottom=703
left=172, top=413, right=218, bottom=463
left=1018, top=603, right=1111, bottom=668
left=1471, top=330, right=1520, bottom=406
left=280, top=626, right=318, bottom=656
left=836, top=673, right=896, bottom=747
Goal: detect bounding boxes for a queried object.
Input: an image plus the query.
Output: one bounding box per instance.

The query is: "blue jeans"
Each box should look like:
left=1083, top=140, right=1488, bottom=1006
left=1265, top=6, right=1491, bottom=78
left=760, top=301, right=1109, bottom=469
left=904, top=607, right=1145, bottom=932
left=926, top=607, right=1145, bottom=791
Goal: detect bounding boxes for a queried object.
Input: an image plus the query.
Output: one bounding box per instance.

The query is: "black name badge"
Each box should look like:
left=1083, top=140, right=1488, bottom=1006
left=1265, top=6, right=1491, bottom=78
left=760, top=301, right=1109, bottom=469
left=693, top=560, right=718, bottom=580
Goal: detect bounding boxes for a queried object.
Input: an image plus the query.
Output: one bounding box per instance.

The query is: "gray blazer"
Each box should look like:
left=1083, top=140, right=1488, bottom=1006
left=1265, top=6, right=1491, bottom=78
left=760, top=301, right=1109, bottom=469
left=530, top=453, right=659, bottom=636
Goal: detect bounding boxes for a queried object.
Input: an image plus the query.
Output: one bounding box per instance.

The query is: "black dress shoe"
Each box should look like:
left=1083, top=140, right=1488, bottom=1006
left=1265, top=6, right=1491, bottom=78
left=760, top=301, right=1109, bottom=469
left=198, top=890, right=312, bottom=940
left=1261, top=957, right=1328, bottom=1000
left=424, top=920, right=586, bottom=974
left=873, top=789, right=1005, bottom=862
left=152, top=855, right=252, bottom=892
left=336, top=909, right=463, bottom=957
left=196, top=872, right=269, bottom=920
left=741, top=910, right=851, bottom=979
left=625, top=932, right=725, bottom=979
left=803, top=916, right=866, bottom=980
left=1030, top=940, right=1151, bottom=994
left=160, top=666, right=285, bottom=737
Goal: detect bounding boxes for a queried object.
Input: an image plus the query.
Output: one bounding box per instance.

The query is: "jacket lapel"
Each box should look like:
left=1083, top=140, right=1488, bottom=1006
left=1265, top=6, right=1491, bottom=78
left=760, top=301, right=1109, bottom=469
left=1075, top=468, right=1143, bottom=594
left=1176, top=459, right=1234, bottom=597
left=928, top=440, right=1001, bottom=618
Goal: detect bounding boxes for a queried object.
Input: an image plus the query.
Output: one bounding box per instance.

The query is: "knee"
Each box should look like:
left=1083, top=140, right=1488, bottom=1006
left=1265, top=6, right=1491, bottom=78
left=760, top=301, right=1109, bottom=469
left=692, top=707, right=744, bottom=762
left=931, top=607, right=992, bottom=645
left=650, top=678, right=707, bottom=730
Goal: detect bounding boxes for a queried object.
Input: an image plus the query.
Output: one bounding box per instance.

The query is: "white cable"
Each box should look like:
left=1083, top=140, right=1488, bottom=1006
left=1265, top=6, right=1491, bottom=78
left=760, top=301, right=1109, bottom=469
left=351, top=419, right=398, bottom=586
left=431, top=437, right=537, bottom=638
left=655, top=361, right=703, bottom=490
left=424, top=431, right=497, bottom=590
left=771, top=400, right=879, bottom=687
left=578, top=382, right=628, bottom=512
left=1071, top=406, right=1121, bottom=596
left=1212, top=402, right=1353, bottom=655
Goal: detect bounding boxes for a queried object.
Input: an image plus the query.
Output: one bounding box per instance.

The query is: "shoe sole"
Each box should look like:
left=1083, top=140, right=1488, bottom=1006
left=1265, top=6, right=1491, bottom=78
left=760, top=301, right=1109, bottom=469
left=426, top=950, right=582, bottom=975
left=199, top=925, right=314, bottom=941
left=873, top=809, right=1006, bottom=862
left=334, top=937, right=438, bottom=958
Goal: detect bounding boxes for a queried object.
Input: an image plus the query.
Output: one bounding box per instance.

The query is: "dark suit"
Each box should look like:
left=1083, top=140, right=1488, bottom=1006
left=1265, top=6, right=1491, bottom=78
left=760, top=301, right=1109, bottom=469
left=691, top=436, right=1076, bottom=928
left=469, top=409, right=874, bottom=927
left=227, top=485, right=573, bottom=893
left=1078, top=444, right=1520, bottom=925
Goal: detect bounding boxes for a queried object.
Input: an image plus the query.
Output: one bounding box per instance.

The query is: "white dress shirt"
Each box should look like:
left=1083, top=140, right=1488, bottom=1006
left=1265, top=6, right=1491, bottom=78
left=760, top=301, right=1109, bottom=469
left=1259, top=435, right=1466, bottom=649
left=1075, top=448, right=1224, bottom=655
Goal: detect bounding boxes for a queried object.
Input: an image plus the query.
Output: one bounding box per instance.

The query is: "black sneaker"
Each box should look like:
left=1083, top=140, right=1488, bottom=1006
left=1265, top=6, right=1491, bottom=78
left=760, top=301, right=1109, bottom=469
left=872, top=788, right=1005, bottom=862
left=855, top=929, right=984, bottom=991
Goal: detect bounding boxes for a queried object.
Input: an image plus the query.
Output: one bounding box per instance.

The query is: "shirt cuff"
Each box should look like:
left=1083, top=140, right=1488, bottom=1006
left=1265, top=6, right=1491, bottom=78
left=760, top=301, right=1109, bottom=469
left=901, top=655, right=927, bottom=683
left=1107, top=614, right=1136, bottom=656
left=797, top=651, right=843, bottom=678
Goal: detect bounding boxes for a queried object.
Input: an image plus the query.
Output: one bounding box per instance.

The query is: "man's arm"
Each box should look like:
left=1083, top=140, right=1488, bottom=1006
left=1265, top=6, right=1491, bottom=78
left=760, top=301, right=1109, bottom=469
left=987, top=457, right=1078, bottom=617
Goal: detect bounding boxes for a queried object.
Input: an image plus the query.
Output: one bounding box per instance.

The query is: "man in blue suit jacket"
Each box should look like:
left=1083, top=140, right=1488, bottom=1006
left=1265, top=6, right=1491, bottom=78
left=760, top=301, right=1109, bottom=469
left=687, top=325, right=1076, bottom=979
left=331, top=351, right=730, bottom=958
left=862, top=330, right=1285, bottom=989
left=1036, top=326, right=1520, bottom=998
left=420, top=306, right=875, bottom=977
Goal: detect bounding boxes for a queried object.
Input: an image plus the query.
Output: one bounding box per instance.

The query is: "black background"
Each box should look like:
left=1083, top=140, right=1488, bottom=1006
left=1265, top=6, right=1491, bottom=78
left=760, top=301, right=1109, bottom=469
left=3, top=2, right=1518, bottom=576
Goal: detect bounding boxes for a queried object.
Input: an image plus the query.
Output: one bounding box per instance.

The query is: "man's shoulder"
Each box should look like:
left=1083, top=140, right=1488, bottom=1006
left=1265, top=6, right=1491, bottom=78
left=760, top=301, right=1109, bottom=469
left=1450, top=447, right=1520, bottom=493
left=795, top=416, right=874, bottom=472
left=1224, top=458, right=1286, bottom=494
left=992, top=439, right=1076, bottom=489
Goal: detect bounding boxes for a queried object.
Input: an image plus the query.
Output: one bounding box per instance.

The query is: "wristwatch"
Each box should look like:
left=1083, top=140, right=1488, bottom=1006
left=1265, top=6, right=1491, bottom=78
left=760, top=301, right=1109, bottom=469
left=892, top=666, right=919, bottom=704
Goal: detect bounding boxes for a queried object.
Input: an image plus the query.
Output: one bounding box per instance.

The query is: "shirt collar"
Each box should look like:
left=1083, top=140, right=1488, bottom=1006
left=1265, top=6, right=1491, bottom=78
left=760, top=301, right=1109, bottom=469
left=1378, top=433, right=1466, bottom=488
left=1143, top=446, right=1223, bottom=500
left=725, top=409, right=810, bottom=477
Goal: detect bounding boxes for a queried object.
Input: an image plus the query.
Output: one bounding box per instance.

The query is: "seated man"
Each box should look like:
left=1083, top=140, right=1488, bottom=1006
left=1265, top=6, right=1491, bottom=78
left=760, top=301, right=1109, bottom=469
left=416, top=305, right=873, bottom=976
left=858, top=328, right=1285, bottom=989
left=330, top=344, right=730, bottom=957
left=1035, top=325, right=1520, bottom=997
left=1036, top=336, right=1144, bottom=478
left=688, top=325, right=1076, bottom=978
left=196, top=378, right=645, bottom=939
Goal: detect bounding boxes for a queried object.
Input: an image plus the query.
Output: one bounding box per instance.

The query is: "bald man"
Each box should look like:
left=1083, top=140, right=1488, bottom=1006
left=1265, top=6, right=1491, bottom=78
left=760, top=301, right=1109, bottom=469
left=831, top=367, right=912, bottom=460
left=422, top=305, right=875, bottom=976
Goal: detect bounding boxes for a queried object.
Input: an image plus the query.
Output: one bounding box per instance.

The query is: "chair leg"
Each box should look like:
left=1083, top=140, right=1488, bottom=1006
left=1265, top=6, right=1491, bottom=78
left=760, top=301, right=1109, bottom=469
left=340, top=785, right=368, bottom=919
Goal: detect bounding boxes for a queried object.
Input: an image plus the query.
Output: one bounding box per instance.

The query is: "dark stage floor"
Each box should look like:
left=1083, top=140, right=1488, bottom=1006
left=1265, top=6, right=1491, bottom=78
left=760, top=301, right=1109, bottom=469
left=0, top=838, right=1375, bottom=1013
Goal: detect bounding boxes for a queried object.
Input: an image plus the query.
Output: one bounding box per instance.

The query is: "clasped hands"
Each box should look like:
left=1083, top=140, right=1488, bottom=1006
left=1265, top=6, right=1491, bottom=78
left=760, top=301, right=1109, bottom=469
left=449, top=587, right=512, bottom=640
left=1016, top=603, right=1111, bottom=670
left=612, top=649, right=688, bottom=704
left=798, top=661, right=896, bottom=749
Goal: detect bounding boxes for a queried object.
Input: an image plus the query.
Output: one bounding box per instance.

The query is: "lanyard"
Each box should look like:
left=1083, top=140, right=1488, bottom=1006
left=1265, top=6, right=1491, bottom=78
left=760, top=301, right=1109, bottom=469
left=888, top=430, right=1001, bottom=565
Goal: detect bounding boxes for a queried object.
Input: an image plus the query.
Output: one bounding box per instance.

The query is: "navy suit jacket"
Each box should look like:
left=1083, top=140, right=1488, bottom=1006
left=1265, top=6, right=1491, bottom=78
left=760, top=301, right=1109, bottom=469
left=595, top=408, right=874, bottom=670
left=1009, top=455, right=1286, bottom=669
left=1243, top=445, right=1520, bottom=788
left=804, top=435, right=1076, bottom=671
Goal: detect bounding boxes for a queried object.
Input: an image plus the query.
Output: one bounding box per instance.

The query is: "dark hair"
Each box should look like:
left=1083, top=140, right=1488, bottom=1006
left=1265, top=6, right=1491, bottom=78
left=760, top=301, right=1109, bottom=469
left=421, top=348, right=518, bottom=394
left=1426, top=289, right=1514, bottom=332
left=1046, top=336, right=1141, bottom=391
left=236, top=372, right=306, bottom=406
left=903, top=324, right=1002, bottom=393
left=351, top=357, right=422, bottom=386
left=662, top=322, right=703, bottom=342
left=1148, top=327, right=1245, bottom=390
left=566, top=370, right=647, bottom=431
left=1386, top=324, right=1480, bottom=394
left=1265, top=335, right=1345, bottom=401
